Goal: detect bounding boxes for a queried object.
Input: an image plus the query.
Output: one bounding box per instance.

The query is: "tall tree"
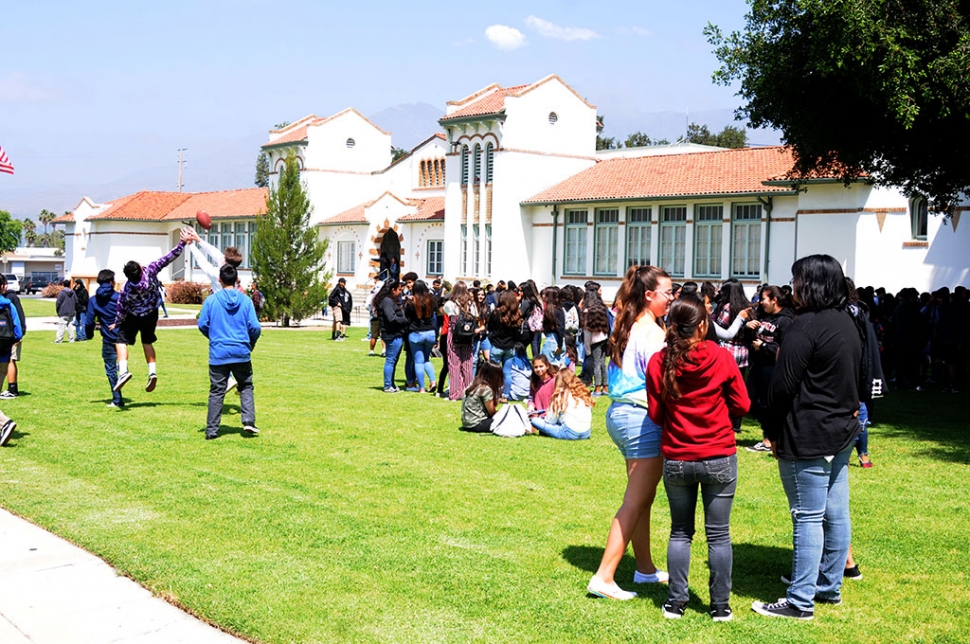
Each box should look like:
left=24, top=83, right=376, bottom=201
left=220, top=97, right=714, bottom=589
left=391, top=147, right=409, bottom=162
left=595, top=114, right=620, bottom=150
left=625, top=132, right=671, bottom=148
left=38, top=209, right=55, bottom=235
left=707, top=0, right=970, bottom=211
left=53, top=229, right=66, bottom=256
left=250, top=153, right=331, bottom=327
left=255, top=152, right=270, bottom=188
left=20, top=217, right=36, bottom=246
left=686, top=123, right=748, bottom=148
left=0, top=210, right=21, bottom=254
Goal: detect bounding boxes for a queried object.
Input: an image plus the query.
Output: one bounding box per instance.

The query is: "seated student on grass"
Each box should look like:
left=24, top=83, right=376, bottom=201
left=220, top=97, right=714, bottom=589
left=644, top=294, right=750, bottom=622
left=198, top=264, right=262, bottom=440
left=84, top=269, right=127, bottom=409
left=461, top=360, right=504, bottom=433
left=505, top=346, right=532, bottom=402
left=112, top=228, right=192, bottom=393
left=530, top=369, right=593, bottom=440
left=527, top=355, right=557, bottom=418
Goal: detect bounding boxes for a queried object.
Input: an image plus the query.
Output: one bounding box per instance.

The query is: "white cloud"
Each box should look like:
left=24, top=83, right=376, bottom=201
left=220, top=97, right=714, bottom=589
left=631, top=26, right=651, bottom=37
left=0, top=72, right=52, bottom=102
left=525, top=16, right=599, bottom=41
left=485, top=25, right=526, bottom=50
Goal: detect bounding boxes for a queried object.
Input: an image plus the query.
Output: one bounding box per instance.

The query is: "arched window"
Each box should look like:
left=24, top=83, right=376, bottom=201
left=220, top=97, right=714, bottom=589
left=473, top=144, right=481, bottom=185
left=461, top=146, right=469, bottom=185
left=485, top=143, right=494, bottom=183
left=911, top=197, right=928, bottom=240
left=549, top=112, right=558, bottom=125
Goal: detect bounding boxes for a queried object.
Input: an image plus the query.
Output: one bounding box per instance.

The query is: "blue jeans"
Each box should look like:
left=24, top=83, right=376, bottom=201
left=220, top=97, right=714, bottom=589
left=664, top=454, right=737, bottom=607
left=74, top=312, right=87, bottom=340
left=606, top=402, right=662, bottom=459
left=408, top=330, right=436, bottom=389
left=854, top=403, right=869, bottom=456
left=383, top=336, right=404, bottom=389
left=778, top=447, right=853, bottom=611
left=102, top=341, right=123, bottom=406
left=404, top=338, right=416, bottom=384
left=530, top=417, right=590, bottom=440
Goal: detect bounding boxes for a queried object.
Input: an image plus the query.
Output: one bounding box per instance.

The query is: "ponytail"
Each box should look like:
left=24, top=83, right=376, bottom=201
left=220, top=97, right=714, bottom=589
left=660, top=295, right=707, bottom=401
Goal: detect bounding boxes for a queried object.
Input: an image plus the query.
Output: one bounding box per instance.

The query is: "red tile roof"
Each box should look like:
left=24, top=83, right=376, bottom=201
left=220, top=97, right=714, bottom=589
left=264, top=125, right=309, bottom=147
left=52, top=212, right=74, bottom=223
left=87, top=189, right=267, bottom=222
left=441, top=84, right=530, bottom=121
left=399, top=197, right=445, bottom=221
left=319, top=192, right=411, bottom=226
left=523, top=147, right=799, bottom=204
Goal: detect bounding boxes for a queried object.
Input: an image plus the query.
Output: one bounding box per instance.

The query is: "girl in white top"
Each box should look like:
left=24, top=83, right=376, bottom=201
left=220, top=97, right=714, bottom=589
left=529, top=369, right=593, bottom=440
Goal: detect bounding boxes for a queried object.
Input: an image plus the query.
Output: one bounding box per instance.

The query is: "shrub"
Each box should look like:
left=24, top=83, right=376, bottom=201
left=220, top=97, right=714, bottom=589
left=166, top=280, right=210, bottom=304
left=42, top=283, right=65, bottom=298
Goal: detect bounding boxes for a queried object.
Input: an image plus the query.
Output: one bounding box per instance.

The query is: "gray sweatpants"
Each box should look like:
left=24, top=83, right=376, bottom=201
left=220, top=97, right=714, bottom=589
left=206, top=361, right=255, bottom=438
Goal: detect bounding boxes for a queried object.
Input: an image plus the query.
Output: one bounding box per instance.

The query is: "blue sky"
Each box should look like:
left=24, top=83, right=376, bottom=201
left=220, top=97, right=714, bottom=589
left=1, top=0, right=758, bottom=217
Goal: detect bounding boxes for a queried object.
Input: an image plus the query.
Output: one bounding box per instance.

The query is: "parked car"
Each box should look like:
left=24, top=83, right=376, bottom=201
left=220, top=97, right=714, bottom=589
left=2, top=274, right=21, bottom=294
left=20, top=276, right=37, bottom=295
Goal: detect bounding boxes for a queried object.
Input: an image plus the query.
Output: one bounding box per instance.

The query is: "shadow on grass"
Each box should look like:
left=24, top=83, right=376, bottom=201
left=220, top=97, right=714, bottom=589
left=197, top=425, right=259, bottom=439
left=563, top=541, right=792, bottom=605
left=871, top=389, right=970, bottom=463
left=1, top=426, right=30, bottom=447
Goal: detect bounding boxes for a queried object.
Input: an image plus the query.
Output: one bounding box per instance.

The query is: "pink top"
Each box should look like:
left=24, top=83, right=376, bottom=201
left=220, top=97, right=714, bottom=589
left=531, top=376, right=556, bottom=415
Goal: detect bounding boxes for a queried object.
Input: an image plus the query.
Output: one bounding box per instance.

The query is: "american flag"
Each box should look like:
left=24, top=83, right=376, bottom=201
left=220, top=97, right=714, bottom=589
left=0, top=145, right=13, bottom=175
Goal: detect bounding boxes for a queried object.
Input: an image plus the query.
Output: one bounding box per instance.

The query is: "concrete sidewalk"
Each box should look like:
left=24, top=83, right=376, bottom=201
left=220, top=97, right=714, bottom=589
left=0, top=508, right=248, bottom=644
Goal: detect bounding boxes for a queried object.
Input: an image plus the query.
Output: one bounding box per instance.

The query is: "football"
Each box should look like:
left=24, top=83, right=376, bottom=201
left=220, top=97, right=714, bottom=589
left=196, top=209, right=212, bottom=230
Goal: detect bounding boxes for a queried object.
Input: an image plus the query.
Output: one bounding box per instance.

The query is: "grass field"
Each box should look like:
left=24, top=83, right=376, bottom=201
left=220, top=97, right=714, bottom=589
left=0, top=321, right=967, bottom=643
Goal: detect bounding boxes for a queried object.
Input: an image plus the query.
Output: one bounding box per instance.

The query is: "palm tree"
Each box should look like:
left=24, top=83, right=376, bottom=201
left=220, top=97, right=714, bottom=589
left=21, top=218, right=36, bottom=246
left=38, top=209, right=55, bottom=235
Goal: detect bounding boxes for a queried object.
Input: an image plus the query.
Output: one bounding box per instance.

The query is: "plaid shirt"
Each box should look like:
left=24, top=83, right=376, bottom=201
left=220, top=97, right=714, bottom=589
left=716, top=304, right=750, bottom=369
left=115, top=241, right=185, bottom=324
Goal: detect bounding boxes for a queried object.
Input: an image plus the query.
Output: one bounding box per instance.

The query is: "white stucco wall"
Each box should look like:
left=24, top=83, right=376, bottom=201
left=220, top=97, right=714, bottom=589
left=304, top=111, right=390, bottom=173
left=501, top=78, right=597, bottom=156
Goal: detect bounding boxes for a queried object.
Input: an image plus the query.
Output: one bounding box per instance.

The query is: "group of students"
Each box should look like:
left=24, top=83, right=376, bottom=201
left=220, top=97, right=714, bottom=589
left=394, top=257, right=869, bottom=622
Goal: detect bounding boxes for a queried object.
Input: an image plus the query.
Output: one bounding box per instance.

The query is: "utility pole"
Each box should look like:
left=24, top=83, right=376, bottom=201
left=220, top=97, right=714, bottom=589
left=177, top=148, right=188, bottom=192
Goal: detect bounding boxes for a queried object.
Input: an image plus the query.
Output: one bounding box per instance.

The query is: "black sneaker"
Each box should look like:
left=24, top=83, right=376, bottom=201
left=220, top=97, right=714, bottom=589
left=662, top=601, right=686, bottom=619
left=0, top=419, right=16, bottom=447
left=843, top=565, right=863, bottom=580
left=711, top=605, right=734, bottom=622
left=0, top=390, right=18, bottom=399
left=145, top=373, right=158, bottom=393
left=751, top=599, right=813, bottom=620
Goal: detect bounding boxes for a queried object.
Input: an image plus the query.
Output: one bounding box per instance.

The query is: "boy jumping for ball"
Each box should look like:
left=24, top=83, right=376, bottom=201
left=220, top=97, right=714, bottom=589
left=113, top=229, right=192, bottom=393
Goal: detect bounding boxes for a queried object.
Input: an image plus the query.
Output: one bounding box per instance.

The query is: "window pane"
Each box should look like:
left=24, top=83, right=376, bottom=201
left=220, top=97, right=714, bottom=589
left=626, top=224, right=651, bottom=267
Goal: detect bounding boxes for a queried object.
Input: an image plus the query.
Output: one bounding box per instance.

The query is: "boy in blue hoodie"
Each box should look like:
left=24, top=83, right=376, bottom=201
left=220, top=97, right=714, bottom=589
left=198, top=264, right=261, bottom=440
left=84, top=269, right=126, bottom=409
left=0, top=286, right=23, bottom=445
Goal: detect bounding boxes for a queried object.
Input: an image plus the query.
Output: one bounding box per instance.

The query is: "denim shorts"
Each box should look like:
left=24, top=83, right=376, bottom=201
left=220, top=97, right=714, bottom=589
left=606, top=402, right=662, bottom=459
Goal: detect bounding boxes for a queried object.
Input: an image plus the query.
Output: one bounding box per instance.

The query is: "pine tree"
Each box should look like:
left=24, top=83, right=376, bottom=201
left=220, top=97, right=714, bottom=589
left=250, top=153, right=331, bottom=326
left=254, top=152, right=270, bottom=188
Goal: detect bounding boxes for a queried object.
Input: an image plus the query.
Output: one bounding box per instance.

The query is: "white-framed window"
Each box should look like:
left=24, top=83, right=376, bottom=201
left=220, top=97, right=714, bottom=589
left=594, top=208, right=619, bottom=275
left=731, top=203, right=762, bottom=278
left=426, top=240, right=443, bottom=276
left=911, top=196, right=928, bottom=240
left=234, top=222, right=249, bottom=269
left=461, top=146, right=469, bottom=185
left=659, top=206, right=687, bottom=277
left=221, top=223, right=233, bottom=256
left=693, top=204, right=723, bottom=278
left=473, top=224, right=480, bottom=272
left=461, top=224, right=468, bottom=273
left=337, top=240, right=355, bottom=274
left=564, top=209, right=588, bottom=275
left=485, top=224, right=492, bottom=275
left=626, top=207, right=651, bottom=267
left=485, top=143, right=494, bottom=183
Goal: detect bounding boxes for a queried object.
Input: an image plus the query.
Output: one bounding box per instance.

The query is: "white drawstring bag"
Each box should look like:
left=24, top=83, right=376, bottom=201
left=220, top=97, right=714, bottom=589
left=491, top=404, right=532, bottom=438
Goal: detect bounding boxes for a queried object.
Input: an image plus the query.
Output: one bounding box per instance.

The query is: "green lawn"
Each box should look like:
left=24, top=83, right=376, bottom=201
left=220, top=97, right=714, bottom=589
left=0, top=324, right=967, bottom=643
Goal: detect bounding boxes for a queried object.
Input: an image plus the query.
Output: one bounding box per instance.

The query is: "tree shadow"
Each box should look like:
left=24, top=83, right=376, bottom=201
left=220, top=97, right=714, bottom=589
left=871, top=390, right=970, bottom=463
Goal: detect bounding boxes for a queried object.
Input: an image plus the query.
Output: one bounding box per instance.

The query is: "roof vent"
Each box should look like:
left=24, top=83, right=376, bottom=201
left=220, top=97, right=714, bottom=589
left=548, top=112, right=558, bottom=125
left=346, top=138, right=355, bottom=148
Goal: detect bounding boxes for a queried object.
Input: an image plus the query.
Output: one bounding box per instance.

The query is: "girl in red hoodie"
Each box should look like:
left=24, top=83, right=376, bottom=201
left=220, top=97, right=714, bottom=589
left=645, top=294, right=750, bottom=622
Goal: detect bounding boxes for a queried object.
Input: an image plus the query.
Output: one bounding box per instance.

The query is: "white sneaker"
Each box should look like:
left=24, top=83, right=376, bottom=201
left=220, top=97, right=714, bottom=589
left=634, top=569, right=669, bottom=584
left=587, top=576, right=637, bottom=601
left=243, top=425, right=260, bottom=435
left=0, top=419, right=15, bottom=447
left=145, top=373, right=158, bottom=393
left=113, top=371, right=133, bottom=392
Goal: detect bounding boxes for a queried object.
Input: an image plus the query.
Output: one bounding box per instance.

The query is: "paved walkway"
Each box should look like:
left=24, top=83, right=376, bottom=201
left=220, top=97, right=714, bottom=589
left=0, top=508, right=249, bottom=644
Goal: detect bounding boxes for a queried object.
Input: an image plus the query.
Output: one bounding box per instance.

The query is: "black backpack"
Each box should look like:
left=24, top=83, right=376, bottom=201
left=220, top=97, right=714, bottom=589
left=451, top=312, right=476, bottom=345
left=0, top=306, right=15, bottom=349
